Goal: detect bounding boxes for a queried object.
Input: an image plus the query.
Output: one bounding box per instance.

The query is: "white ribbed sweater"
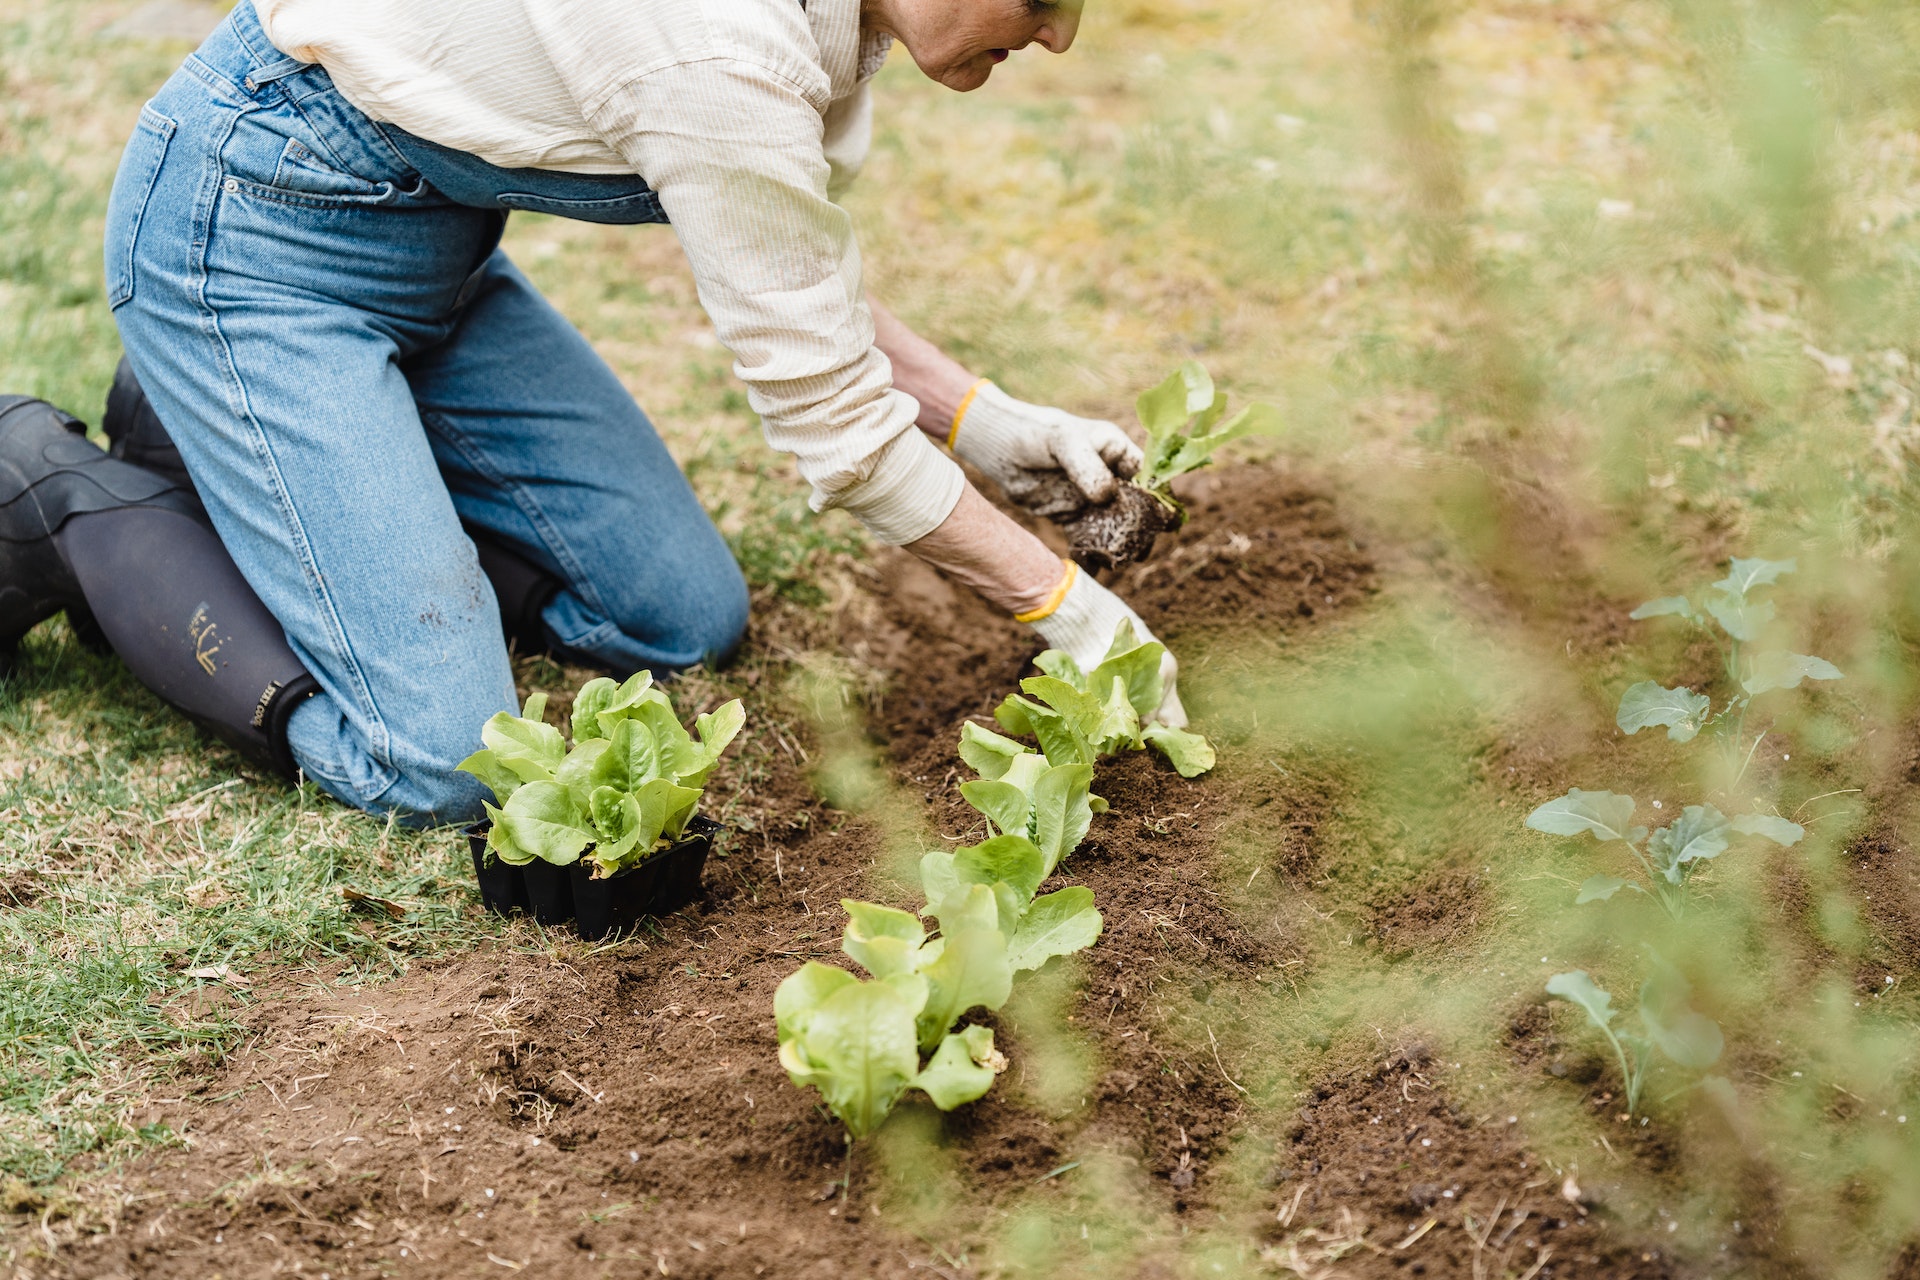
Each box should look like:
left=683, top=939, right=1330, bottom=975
left=256, top=0, right=964, bottom=544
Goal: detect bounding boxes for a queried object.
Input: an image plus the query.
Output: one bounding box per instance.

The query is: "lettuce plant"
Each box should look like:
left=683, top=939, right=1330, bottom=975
left=1618, top=557, right=1841, bottom=775
left=1527, top=789, right=1802, bottom=919
left=458, top=673, right=745, bottom=877
left=1546, top=960, right=1724, bottom=1116
left=1132, top=361, right=1284, bottom=513
left=994, top=621, right=1215, bottom=778
left=775, top=723, right=1109, bottom=1139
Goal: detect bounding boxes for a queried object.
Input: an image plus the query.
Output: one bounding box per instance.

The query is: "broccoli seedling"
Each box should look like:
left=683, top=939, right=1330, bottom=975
left=1528, top=789, right=1803, bottom=919
left=1618, top=557, right=1841, bottom=782
left=1546, top=959, right=1723, bottom=1117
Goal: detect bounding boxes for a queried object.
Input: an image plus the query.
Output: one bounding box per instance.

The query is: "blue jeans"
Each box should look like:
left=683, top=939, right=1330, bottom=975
left=103, top=5, right=750, bottom=822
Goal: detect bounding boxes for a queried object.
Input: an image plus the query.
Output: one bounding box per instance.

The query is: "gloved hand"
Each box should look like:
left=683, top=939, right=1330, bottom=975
left=948, top=381, right=1143, bottom=518
left=1022, top=562, right=1186, bottom=728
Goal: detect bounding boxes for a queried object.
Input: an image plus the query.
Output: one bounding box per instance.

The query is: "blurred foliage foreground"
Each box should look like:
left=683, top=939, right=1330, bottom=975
left=8, top=0, right=1920, bottom=1274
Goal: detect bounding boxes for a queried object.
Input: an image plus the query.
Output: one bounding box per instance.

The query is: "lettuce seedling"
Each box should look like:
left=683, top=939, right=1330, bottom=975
left=1527, top=789, right=1803, bottom=919
left=458, top=673, right=745, bottom=876
left=1546, top=959, right=1723, bottom=1116
left=994, top=621, right=1215, bottom=778
left=1619, top=558, right=1842, bottom=778
left=774, top=962, right=1004, bottom=1139
left=1133, top=361, right=1285, bottom=503
left=957, top=724, right=1099, bottom=875
left=776, top=822, right=1106, bottom=1137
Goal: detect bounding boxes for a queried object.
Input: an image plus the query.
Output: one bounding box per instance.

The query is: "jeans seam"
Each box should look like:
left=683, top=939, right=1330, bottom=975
left=418, top=406, right=617, bottom=623
left=188, top=107, right=400, bottom=801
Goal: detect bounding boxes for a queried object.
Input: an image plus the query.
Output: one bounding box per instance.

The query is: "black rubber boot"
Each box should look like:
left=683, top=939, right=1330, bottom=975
left=0, top=395, right=186, bottom=665
left=468, top=530, right=563, bottom=659
left=58, top=507, right=318, bottom=777
left=104, top=356, right=196, bottom=491
left=104, top=359, right=569, bottom=661
left=0, top=394, right=316, bottom=777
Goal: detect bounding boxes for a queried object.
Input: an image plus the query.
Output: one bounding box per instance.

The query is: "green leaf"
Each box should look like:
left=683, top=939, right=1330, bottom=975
left=478, top=708, right=566, bottom=783
left=953, top=835, right=1047, bottom=902
left=958, top=721, right=1031, bottom=781
left=1742, top=652, right=1843, bottom=696
left=1639, top=961, right=1724, bottom=1070
left=521, top=691, right=549, bottom=722
left=569, top=677, right=621, bottom=743
left=578, top=671, right=664, bottom=740
left=1705, top=593, right=1776, bottom=642
left=1088, top=632, right=1166, bottom=720
left=1089, top=675, right=1144, bottom=753
left=1526, top=789, right=1638, bottom=843
left=586, top=786, right=645, bottom=869
left=1616, top=681, right=1713, bottom=742
left=841, top=900, right=926, bottom=981
left=456, top=748, right=524, bottom=806
left=1545, top=970, right=1615, bottom=1032
left=630, top=698, right=702, bottom=783
left=773, top=961, right=856, bottom=1040
left=1033, top=650, right=1085, bottom=685
left=1025, top=702, right=1096, bottom=768
left=994, top=695, right=1040, bottom=738
left=960, top=780, right=1031, bottom=836
left=1629, top=596, right=1698, bottom=622
left=492, top=780, right=591, bottom=866
left=930, top=882, right=1003, bottom=938
left=555, top=735, right=612, bottom=798
left=1646, top=805, right=1729, bottom=883
left=776, top=977, right=922, bottom=1139
left=1712, top=557, right=1797, bottom=598
left=588, top=718, right=655, bottom=793
left=1144, top=724, right=1216, bottom=777
left=480, top=802, right=532, bottom=865
left=1730, top=813, right=1805, bottom=846
left=912, top=1026, right=1000, bottom=1110
left=678, top=698, right=746, bottom=787
left=1031, top=764, right=1096, bottom=874
left=914, top=926, right=1013, bottom=1053
left=1136, top=361, right=1214, bottom=448
left=1007, top=887, right=1103, bottom=971
left=1575, top=874, right=1630, bottom=904
left=918, top=851, right=960, bottom=913
left=633, top=776, right=701, bottom=848
left=1162, top=401, right=1283, bottom=479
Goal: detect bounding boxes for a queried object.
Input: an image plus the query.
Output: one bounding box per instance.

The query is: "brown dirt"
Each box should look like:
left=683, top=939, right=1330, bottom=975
left=18, top=464, right=1691, bottom=1279
left=1263, top=1045, right=1679, bottom=1280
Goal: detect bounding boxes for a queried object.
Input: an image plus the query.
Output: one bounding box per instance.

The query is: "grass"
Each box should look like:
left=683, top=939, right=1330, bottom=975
left=8, top=0, right=1920, bottom=1272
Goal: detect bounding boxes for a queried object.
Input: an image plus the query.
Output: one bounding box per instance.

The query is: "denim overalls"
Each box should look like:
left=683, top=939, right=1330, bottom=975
left=105, top=1, right=749, bottom=821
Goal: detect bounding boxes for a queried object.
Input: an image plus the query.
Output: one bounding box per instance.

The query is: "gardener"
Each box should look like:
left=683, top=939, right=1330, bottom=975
left=0, top=0, right=1184, bottom=822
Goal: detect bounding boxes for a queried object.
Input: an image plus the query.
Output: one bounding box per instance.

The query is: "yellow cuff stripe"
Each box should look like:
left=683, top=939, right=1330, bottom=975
left=946, top=378, right=991, bottom=450
left=1014, top=560, right=1079, bottom=624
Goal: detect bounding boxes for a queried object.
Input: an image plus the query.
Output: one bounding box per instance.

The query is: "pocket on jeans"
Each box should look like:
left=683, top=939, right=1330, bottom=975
left=268, top=136, right=394, bottom=201
left=105, top=105, right=176, bottom=309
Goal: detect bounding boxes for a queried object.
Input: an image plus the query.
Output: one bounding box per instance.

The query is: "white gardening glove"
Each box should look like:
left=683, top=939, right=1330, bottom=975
left=1022, top=563, right=1186, bottom=728
left=949, top=381, right=1143, bottom=518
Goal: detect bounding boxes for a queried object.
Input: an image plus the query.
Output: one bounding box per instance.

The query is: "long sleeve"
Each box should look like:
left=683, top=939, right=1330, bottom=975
left=585, top=55, right=963, bottom=544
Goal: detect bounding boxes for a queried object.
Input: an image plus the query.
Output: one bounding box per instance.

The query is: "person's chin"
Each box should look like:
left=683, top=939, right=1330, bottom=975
left=937, top=60, right=996, bottom=91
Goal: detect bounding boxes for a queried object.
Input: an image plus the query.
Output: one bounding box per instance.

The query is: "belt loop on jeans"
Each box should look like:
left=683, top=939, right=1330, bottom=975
left=242, top=55, right=310, bottom=93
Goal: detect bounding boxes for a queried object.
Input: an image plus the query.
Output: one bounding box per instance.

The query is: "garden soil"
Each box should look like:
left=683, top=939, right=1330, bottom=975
left=29, top=466, right=1685, bottom=1280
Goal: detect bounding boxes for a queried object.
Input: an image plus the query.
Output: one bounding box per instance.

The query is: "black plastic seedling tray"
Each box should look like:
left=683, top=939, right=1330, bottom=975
left=467, top=815, right=720, bottom=940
